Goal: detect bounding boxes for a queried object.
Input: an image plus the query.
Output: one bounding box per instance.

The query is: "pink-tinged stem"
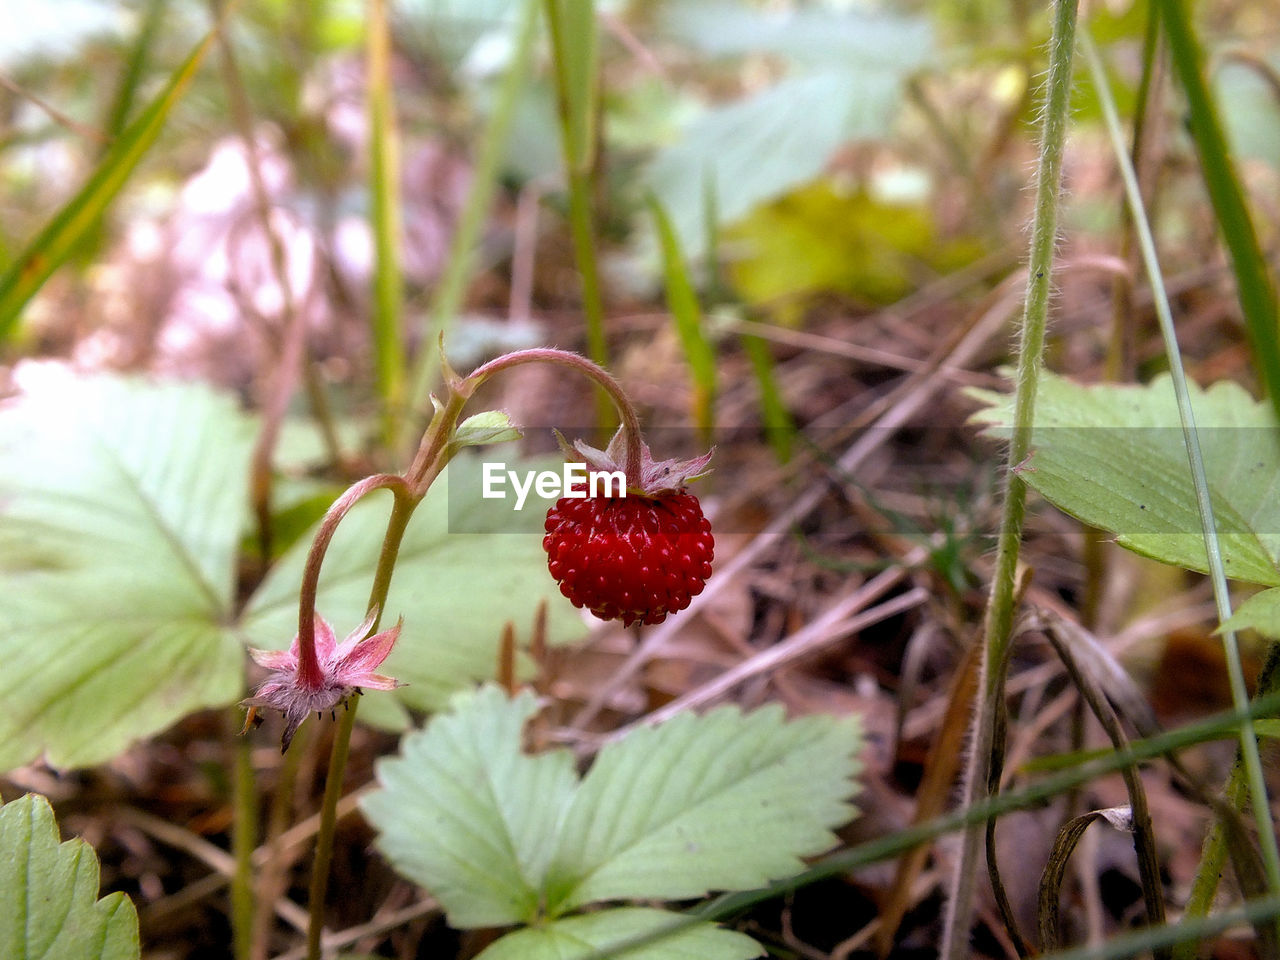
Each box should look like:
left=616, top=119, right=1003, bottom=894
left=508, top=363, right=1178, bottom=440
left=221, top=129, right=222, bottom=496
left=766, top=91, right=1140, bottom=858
left=295, top=473, right=412, bottom=690
left=304, top=489, right=416, bottom=960
left=461, top=348, right=644, bottom=480
left=405, top=386, right=469, bottom=494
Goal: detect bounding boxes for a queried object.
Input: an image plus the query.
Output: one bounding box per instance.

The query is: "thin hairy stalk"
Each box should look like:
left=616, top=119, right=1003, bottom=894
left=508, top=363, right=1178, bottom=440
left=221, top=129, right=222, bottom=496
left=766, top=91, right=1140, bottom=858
left=1082, top=31, right=1280, bottom=895
left=305, top=492, right=416, bottom=960
left=250, top=720, right=310, bottom=960
left=542, top=0, right=612, bottom=430
left=403, top=0, right=539, bottom=439
left=230, top=713, right=257, bottom=960
left=940, top=3, right=1079, bottom=957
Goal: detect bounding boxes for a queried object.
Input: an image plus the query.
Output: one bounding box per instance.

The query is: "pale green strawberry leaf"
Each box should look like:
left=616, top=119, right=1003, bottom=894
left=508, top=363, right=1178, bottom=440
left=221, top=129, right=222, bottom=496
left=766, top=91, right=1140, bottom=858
left=646, top=5, right=931, bottom=257
left=543, top=704, right=861, bottom=914
left=0, top=375, right=254, bottom=771
left=0, top=793, right=139, bottom=960
left=239, top=455, right=586, bottom=727
left=969, top=372, right=1280, bottom=586
left=361, top=687, right=578, bottom=927
left=1220, top=587, right=1280, bottom=638
left=471, top=907, right=762, bottom=960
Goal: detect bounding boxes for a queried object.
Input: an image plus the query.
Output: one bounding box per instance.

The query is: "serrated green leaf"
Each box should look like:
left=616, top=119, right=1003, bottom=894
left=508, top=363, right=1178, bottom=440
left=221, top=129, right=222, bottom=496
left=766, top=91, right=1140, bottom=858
left=544, top=704, right=861, bottom=913
left=1220, top=587, right=1280, bottom=638
left=969, top=372, right=1280, bottom=586
left=0, top=794, right=139, bottom=960
left=361, top=687, right=578, bottom=927
left=0, top=376, right=254, bottom=771
left=472, top=907, right=761, bottom=960
left=453, top=410, right=524, bottom=449
left=240, top=456, right=586, bottom=722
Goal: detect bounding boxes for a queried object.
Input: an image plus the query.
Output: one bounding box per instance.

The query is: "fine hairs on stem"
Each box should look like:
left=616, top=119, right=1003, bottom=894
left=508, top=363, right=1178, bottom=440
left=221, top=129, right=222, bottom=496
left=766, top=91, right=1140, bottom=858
left=939, top=2, right=1079, bottom=958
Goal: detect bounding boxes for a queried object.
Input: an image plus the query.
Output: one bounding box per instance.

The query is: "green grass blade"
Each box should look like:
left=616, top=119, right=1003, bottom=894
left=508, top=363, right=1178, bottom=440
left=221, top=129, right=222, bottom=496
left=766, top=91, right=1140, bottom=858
left=700, top=175, right=789, bottom=458
left=403, top=0, right=540, bottom=440
left=105, top=0, right=168, bottom=138
left=648, top=195, right=717, bottom=440
left=741, top=333, right=794, bottom=462
left=1083, top=30, right=1280, bottom=901
left=367, top=0, right=405, bottom=438
left=1156, top=0, right=1280, bottom=425
left=0, top=28, right=215, bottom=343
left=544, top=0, right=610, bottom=428
left=702, top=170, right=724, bottom=304
left=559, top=0, right=598, bottom=173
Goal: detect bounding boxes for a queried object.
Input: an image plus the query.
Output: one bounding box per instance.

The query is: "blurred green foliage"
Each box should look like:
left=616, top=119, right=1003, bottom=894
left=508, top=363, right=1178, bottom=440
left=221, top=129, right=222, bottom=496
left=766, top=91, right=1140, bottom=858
left=727, top=180, right=984, bottom=323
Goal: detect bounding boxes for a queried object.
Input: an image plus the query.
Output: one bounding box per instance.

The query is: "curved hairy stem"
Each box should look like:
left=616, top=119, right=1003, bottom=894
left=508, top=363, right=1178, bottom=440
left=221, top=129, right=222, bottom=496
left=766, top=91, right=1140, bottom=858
left=940, top=3, right=1079, bottom=957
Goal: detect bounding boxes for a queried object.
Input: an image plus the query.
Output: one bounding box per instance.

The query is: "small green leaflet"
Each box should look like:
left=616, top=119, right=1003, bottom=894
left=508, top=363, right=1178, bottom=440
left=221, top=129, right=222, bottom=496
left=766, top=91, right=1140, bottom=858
left=360, top=687, right=577, bottom=926
left=1221, top=587, right=1280, bottom=638
left=471, top=907, right=761, bottom=960
left=452, top=409, right=524, bottom=449
left=970, top=371, right=1280, bottom=586
left=543, top=701, right=862, bottom=913
left=361, top=684, right=861, bottom=959
left=0, top=794, right=139, bottom=960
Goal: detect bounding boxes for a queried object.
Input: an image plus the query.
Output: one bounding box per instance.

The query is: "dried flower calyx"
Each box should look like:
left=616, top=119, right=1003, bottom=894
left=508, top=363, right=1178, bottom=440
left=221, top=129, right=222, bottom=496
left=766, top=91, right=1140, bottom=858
left=555, top=427, right=713, bottom=497
left=242, top=610, right=403, bottom=751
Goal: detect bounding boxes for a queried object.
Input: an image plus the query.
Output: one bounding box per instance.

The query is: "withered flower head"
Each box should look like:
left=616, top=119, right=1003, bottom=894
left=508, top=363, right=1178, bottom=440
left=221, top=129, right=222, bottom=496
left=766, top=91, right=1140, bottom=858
left=242, top=610, right=403, bottom=751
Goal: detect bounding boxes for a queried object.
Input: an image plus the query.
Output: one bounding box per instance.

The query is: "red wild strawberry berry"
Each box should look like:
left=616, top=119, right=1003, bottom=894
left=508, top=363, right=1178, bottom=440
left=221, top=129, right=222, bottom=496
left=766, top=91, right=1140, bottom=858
left=543, top=492, right=714, bottom=627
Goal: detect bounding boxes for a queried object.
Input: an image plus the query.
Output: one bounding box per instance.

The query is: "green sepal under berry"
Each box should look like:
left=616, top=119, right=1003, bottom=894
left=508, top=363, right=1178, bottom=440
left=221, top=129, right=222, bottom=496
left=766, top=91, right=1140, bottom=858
left=555, top=427, right=712, bottom=496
